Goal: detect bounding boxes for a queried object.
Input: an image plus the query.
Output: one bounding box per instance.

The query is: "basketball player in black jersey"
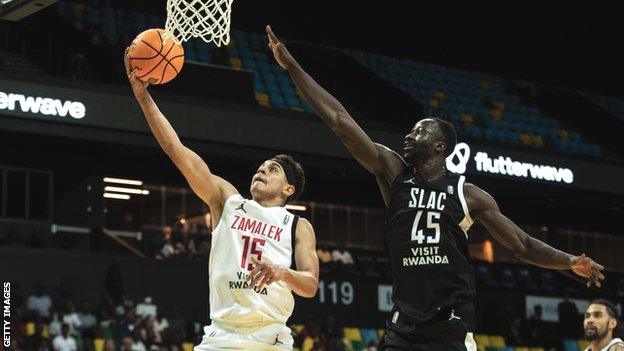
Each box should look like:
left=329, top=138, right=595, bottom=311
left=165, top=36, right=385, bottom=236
left=266, top=26, right=606, bottom=350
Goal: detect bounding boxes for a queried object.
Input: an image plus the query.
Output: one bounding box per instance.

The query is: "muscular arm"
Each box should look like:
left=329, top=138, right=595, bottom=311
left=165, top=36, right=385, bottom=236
left=266, top=26, right=404, bottom=193
left=285, top=218, right=319, bottom=297
left=248, top=218, right=319, bottom=298
left=465, top=183, right=605, bottom=286
left=125, top=50, right=237, bottom=218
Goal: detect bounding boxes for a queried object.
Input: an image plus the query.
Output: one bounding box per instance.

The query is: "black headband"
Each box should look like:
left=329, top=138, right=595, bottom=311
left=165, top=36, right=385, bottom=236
left=272, top=158, right=298, bottom=199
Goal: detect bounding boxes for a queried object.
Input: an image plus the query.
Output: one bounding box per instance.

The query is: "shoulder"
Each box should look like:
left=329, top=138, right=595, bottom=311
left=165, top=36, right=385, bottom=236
left=295, top=218, right=316, bottom=243
left=463, top=182, right=499, bottom=212
left=610, top=342, right=624, bottom=351
left=374, top=143, right=407, bottom=179
left=374, top=143, right=405, bottom=165
left=296, top=217, right=313, bottom=233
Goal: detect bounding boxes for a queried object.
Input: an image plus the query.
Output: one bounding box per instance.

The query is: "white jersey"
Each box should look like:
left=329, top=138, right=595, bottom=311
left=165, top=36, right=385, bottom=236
left=208, top=194, right=297, bottom=327
left=584, top=338, right=624, bottom=351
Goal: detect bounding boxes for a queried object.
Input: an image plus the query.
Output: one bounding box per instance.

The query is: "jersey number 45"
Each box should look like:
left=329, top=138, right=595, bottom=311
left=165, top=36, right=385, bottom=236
left=411, top=210, right=441, bottom=245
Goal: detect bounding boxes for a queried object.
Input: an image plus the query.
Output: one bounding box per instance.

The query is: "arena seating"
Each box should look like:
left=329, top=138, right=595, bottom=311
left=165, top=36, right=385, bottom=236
left=49, top=2, right=620, bottom=159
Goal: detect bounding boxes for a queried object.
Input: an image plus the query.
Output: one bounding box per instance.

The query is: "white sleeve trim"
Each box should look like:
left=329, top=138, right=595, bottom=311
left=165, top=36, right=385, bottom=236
left=457, top=176, right=474, bottom=235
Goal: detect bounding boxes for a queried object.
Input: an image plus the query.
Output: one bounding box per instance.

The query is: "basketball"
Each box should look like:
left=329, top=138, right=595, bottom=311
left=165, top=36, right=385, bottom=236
left=128, top=28, right=184, bottom=85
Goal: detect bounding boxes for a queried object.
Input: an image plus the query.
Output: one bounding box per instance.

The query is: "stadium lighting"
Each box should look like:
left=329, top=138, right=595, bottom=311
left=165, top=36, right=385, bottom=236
left=103, top=193, right=130, bottom=200
left=285, top=204, right=307, bottom=211
left=103, top=177, right=143, bottom=186
left=104, top=186, right=148, bottom=195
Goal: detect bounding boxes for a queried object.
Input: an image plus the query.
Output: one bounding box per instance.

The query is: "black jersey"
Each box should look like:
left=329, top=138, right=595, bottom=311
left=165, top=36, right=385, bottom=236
left=385, top=166, right=475, bottom=324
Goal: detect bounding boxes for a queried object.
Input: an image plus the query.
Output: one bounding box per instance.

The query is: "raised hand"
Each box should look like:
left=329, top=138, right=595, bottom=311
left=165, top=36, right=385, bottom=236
left=124, top=46, right=151, bottom=97
left=266, top=25, right=296, bottom=70
left=246, top=256, right=287, bottom=291
left=571, top=254, right=605, bottom=287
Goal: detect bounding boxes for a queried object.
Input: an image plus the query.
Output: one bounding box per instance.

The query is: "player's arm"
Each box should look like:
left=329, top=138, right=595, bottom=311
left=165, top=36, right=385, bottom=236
left=464, top=182, right=605, bottom=287
left=247, top=218, right=319, bottom=298
left=124, top=49, right=237, bottom=212
left=266, top=26, right=404, bottom=189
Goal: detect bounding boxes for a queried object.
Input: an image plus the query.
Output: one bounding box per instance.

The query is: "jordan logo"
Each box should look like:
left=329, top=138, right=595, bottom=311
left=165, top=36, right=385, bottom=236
left=449, top=309, right=461, bottom=321
left=403, top=178, right=416, bottom=184
left=235, top=201, right=247, bottom=213
left=273, top=335, right=283, bottom=345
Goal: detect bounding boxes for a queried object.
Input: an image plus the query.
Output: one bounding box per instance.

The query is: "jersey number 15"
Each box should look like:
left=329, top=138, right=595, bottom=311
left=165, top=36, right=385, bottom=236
left=411, top=210, right=441, bottom=244
left=240, top=235, right=266, bottom=271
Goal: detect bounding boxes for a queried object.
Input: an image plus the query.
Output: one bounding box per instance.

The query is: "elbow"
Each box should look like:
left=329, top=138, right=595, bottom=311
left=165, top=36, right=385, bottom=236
left=296, top=279, right=318, bottom=298
left=299, top=285, right=318, bottom=299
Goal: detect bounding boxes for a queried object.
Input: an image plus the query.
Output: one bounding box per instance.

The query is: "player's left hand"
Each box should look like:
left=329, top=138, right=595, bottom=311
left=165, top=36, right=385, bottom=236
left=571, top=254, right=605, bottom=288
left=246, top=257, right=287, bottom=290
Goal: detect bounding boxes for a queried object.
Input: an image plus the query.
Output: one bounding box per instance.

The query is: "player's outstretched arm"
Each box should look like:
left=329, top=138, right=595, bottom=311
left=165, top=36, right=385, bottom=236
left=247, top=218, right=319, bottom=298
left=266, top=26, right=403, bottom=184
left=465, top=183, right=605, bottom=287
left=124, top=49, right=237, bottom=212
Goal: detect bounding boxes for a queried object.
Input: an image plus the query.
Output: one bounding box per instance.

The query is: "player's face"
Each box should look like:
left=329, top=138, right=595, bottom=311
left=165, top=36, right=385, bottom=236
left=584, top=304, right=615, bottom=341
left=403, top=119, right=441, bottom=161
left=250, top=160, right=292, bottom=202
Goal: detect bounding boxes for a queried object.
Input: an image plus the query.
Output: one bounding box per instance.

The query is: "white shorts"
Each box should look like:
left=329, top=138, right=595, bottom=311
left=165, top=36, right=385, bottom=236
left=194, top=321, right=293, bottom=351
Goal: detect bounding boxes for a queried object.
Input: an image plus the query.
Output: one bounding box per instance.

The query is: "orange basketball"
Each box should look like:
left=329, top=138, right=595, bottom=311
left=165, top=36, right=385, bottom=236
left=128, top=28, right=184, bottom=85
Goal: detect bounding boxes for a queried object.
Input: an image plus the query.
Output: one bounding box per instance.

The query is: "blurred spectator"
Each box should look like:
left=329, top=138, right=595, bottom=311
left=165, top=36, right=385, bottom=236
left=61, top=302, right=82, bottom=335
left=332, top=246, right=354, bottom=265
left=160, top=227, right=176, bottom=258
left=362, top=340, right=378, bottom=351
left=48, top=309, right=63, bottom=337
left=121, top=337, right=134, bottom=351
left=154, top=313, right=170, bottom=336
left=20, top=322, right=52, bottom=351
left=327, top=328, right=348, bottom=351
left=527, top=304, right=545, bottom=346
left=130, top=330, right=147, bottom=351
left=104, top=339, right=116, bottom=351
left=27, top=283, right=53, bottom=319
left=316, top=246, right=332, bottom=265
left=52, top=324, right=77, bottom=351
left=558, top=292, right=580, bottom=338
left=116, top=310, right=137, bottom=341
left=77, top=301, right=97, bottom=338
left=136, top=296, right=157, bottom=318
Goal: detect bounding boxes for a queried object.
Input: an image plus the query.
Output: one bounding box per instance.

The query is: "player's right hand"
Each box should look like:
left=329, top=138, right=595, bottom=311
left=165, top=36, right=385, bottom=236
left=124, top=47, right=151, bottom=97
left=266, top=25, right=296, bottom=70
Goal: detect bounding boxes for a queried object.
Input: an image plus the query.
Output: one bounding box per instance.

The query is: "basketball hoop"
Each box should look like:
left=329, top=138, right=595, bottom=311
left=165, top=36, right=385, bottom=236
left=165, top=0, right=233, bottom=46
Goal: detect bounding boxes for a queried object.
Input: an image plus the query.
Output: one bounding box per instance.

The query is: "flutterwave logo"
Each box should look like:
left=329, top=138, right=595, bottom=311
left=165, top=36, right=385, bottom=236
left=446, top=142, right=471, bottom=174
left=446, top=142, right=574, bottom=184
left=0, top=91, right=86, bottom=119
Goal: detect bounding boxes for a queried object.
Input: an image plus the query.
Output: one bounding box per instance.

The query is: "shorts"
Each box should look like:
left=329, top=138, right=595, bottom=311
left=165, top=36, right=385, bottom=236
left=194, top=321, right=293, bottom=351
left=381, top=302, right=477, bottom=351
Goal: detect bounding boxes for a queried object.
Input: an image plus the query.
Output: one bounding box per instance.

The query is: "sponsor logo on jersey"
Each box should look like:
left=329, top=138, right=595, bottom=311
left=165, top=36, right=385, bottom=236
left=228, top=272, right=268, bottom=295
left=408, top=188, right=447, bottom=211
left=235, top=201, right=247, bottom=213
left=230, top=214, right=284, bottom=242
left=402, top=246, right=449, bottom=266
left=403, top=177, right=416, bottom=184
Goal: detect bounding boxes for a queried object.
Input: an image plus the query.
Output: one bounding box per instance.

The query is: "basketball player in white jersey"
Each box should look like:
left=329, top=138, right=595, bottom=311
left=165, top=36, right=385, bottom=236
left=124, top=50, right=319, bottom=350
left=584, top=300, right=624, bottom=351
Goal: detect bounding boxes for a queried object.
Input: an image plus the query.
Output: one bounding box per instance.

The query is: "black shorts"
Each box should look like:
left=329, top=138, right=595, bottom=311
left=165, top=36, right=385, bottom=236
left=381, top=302, right=476, bottom=351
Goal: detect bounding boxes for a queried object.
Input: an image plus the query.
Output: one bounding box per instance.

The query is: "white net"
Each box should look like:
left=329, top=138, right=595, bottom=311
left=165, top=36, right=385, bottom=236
left=165, top=0, right=233, bottom=46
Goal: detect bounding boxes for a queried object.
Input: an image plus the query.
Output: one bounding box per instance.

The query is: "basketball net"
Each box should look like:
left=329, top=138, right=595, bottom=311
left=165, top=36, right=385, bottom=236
left=165, top=0, right=233, bottom=46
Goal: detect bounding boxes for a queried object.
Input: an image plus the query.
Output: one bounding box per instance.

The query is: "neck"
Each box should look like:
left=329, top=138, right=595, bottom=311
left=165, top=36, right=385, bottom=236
left=591, top=334, right=614, bottom=351
left=411, top=156, right=447, bottom=182
left=256, top=197, right=285, bottom=208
